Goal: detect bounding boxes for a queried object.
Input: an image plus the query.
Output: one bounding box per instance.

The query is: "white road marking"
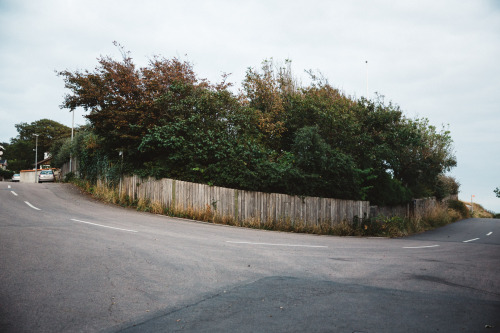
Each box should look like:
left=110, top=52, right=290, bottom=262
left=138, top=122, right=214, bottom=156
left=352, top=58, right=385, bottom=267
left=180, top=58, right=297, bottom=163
left=11, top=191, right=18, bottom=196
left=226, top=241, right=327, bottom=248
left=8, top=185, right=11, bottom=188
left=463, top=238, right=480, bottom=243
left=486, top=232, right=492, bottom=236
left=403, top=245, right=440, bottom=249
left=70, top=218, right=138, bottom=233
left=24, top=201, right=41, bottom=210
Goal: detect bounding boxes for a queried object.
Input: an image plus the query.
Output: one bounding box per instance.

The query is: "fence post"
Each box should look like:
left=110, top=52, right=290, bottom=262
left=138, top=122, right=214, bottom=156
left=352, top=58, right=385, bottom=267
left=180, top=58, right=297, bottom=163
left=172, top=180, right=176, bottom=211
left=234, top=189, right=239, bottom=224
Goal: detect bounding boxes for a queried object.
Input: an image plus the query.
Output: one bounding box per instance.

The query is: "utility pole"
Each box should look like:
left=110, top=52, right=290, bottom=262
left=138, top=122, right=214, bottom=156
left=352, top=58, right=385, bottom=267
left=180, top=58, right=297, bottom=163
left=33, top=134, right=39, bottom=183
left=471, top=194, right=475, bottom=214
left=69, top=109, right=74, bottom=173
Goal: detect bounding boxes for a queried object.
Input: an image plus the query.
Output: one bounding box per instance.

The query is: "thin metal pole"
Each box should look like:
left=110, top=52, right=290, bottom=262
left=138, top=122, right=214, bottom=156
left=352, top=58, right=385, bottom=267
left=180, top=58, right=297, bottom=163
left=70, top=110, right=74, bottom=172
left=34, top=134, right=39, bottom=183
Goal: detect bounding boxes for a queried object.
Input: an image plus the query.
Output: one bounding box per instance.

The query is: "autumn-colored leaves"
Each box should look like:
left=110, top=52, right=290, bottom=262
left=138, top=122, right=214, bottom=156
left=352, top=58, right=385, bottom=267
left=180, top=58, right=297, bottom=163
left=57, top=48, right=457, bottom=204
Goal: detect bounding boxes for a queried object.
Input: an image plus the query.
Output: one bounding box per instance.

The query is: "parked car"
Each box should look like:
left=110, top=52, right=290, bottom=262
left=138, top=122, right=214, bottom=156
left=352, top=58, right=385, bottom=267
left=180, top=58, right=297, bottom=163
left=38, top=170, right=55, bottom=183
left=11, top=174, right=20, bottom=182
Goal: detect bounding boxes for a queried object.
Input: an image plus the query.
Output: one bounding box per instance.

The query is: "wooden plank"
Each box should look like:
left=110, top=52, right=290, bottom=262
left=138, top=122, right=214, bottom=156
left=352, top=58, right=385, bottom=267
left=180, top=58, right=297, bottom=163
left=115, top=175, right=370, bottom=226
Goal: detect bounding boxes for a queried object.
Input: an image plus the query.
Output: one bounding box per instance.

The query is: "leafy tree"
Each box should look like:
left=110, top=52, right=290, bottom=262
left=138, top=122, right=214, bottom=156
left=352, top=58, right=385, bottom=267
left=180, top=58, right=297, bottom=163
left=138, top=81, right=265, bottom=188
left=289, top=126, right=361, bottom=199
left=242, top=59, right=297, bottom=150
left=5, top=119, right=70, bottom=171
left=390, top=118, right=456, bottom=198
left=58, top=43, right=202, bottom=156
left=495, top=187, right=500, bottom=198
left=59, top=51, right=458, bottom=204
left=434, top=175, right=460, bottom=200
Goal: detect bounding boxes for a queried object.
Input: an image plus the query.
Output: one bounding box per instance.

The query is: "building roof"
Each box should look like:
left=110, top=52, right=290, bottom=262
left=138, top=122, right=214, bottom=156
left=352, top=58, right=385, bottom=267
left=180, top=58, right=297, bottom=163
left=36, top=156, right=52, bottom=166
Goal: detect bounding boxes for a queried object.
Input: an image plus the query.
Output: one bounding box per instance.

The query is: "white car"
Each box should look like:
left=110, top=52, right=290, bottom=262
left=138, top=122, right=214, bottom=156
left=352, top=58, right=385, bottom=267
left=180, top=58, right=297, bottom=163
left=38, top=170, right=55, bottom=183
left=11, top=174, right=20, bottom=182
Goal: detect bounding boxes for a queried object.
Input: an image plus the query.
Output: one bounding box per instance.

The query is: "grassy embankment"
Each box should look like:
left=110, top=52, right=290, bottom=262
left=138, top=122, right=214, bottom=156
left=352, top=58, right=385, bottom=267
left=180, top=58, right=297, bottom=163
left=69, top=178, right=474, bottom=238
left=465, top=201, right=495, bottom=218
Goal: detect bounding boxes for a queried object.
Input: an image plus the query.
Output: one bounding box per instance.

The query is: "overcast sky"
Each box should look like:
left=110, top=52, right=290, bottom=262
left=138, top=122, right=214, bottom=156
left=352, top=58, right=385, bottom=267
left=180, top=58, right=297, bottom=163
left=1, top=0, right=499, bottom=212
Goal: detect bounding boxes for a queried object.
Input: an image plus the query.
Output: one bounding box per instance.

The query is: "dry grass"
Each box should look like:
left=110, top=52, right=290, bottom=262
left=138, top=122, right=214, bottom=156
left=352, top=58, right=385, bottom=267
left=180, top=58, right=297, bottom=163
left=420, top=202, right=452, bottom=228
left=71, top=179, right=474, bottom=238
left=137, top=198, right=150, bottom=211
left=469, top=202, right=494, bottom=218
left=150, top=200, right=164, bottom=214
left=371, top=201, right=472, bottom=237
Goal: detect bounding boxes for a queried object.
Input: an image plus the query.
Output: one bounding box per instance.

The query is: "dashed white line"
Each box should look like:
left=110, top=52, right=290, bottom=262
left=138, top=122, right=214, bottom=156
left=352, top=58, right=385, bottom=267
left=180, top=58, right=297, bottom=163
left=24, top=201, right=41, bottom=211
left=463, top=238, right=480, bottom=243
left=486, top=232, right=492, bottom=236
left=11, top=191, right=18, bottom=196
left=8, top=185, right=11, bottom=189
left=226, top=241, right=327, bottom=248
left=403, top=245, right=440, bottom=249
left=70, top=219, right=138, bottom=233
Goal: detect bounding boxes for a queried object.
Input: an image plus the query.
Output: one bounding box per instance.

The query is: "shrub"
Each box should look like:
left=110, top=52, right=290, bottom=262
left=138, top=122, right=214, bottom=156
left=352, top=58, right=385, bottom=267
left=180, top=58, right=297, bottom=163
left=422, top=203, right=452, bottom=228
left=447, top=200, right=470, bottom=219
left=0, top=169, right=14, bottom=179
left=64, top=171, right=76, bottom=182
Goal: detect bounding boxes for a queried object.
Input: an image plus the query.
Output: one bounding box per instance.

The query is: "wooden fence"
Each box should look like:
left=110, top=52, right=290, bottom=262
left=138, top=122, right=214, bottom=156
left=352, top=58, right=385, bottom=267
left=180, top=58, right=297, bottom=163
left=61, top=159, right=453, bottom=224
left=118, top=175, right=370, bottom=226
left=59, top=157, right=79, bottom=180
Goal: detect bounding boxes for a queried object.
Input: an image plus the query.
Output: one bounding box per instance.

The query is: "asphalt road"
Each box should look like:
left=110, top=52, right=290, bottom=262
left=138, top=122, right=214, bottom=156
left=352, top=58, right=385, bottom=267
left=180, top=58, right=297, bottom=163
left=1, top=182, right=499, bottom=332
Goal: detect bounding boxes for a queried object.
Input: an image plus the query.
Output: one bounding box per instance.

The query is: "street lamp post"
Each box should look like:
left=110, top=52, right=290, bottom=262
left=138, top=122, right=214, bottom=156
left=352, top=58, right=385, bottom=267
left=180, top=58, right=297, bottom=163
left=69, top=109, right=74, bottom=172
left=33, top=134, right=39, bottom=183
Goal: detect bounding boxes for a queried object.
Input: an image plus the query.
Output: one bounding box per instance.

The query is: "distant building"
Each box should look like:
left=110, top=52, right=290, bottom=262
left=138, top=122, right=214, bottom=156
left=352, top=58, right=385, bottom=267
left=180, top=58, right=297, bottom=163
left=36, top=155, right=52, bottom=169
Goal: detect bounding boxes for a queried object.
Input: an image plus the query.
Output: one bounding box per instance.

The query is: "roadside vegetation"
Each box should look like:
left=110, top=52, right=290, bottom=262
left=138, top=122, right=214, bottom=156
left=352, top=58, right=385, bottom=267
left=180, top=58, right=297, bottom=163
left=66, top=174, right=470, bottom=238
left=466, top=201, right=495, bottom=219
left=4, top=43, right=471, bottom=235
left=1, top=119, right=71, bottom=172
left=52, top=44, right=458, bottom=206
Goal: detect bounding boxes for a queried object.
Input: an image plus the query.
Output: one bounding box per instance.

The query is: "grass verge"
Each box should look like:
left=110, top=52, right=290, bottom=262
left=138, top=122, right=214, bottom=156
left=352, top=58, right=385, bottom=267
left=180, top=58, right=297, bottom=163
left=68, top=179, right=470, bottom=237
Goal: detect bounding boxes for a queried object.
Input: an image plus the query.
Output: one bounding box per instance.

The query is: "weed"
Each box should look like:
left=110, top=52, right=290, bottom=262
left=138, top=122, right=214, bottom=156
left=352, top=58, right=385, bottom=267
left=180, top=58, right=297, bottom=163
left=69, top=178, right=470, bottom=238
left=137, top=198, right=151, bottom=212
left=150, top=201, right=164, bottom=214
left=447, top=200, right=470, bottom=218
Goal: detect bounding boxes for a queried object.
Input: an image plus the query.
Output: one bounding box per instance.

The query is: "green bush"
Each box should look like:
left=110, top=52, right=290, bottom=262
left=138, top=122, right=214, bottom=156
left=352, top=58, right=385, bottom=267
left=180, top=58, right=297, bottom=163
left=0, top=169, right=14, bottom=179
left=64, top=171, right=76, bottom=182
left=447, top=200, right=470, bottom=219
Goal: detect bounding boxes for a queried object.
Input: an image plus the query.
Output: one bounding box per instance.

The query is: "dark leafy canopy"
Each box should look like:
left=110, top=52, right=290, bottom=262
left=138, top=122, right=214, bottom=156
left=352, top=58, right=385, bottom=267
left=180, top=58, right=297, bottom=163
left=59, top=51, right=457, bottom=204
left=5, top=119, right=71, bottom=172
left=58, top=43, right=201, bottom=154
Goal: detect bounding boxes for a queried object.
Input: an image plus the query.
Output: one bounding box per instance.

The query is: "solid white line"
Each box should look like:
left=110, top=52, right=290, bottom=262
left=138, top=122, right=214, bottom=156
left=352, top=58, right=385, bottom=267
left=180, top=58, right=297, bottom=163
left=486, top=232, right=492, bottom=236
left=226, top=241, right=327, bottom=248
left=70, top=219, right=138, bottom=233
left=11, top=191, right=18, bottom=196
left=24, top=201, right=41, bottom=211
left=463, top=238, right=480, bottom=243
left=403, top=245, right=440, bottom=249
